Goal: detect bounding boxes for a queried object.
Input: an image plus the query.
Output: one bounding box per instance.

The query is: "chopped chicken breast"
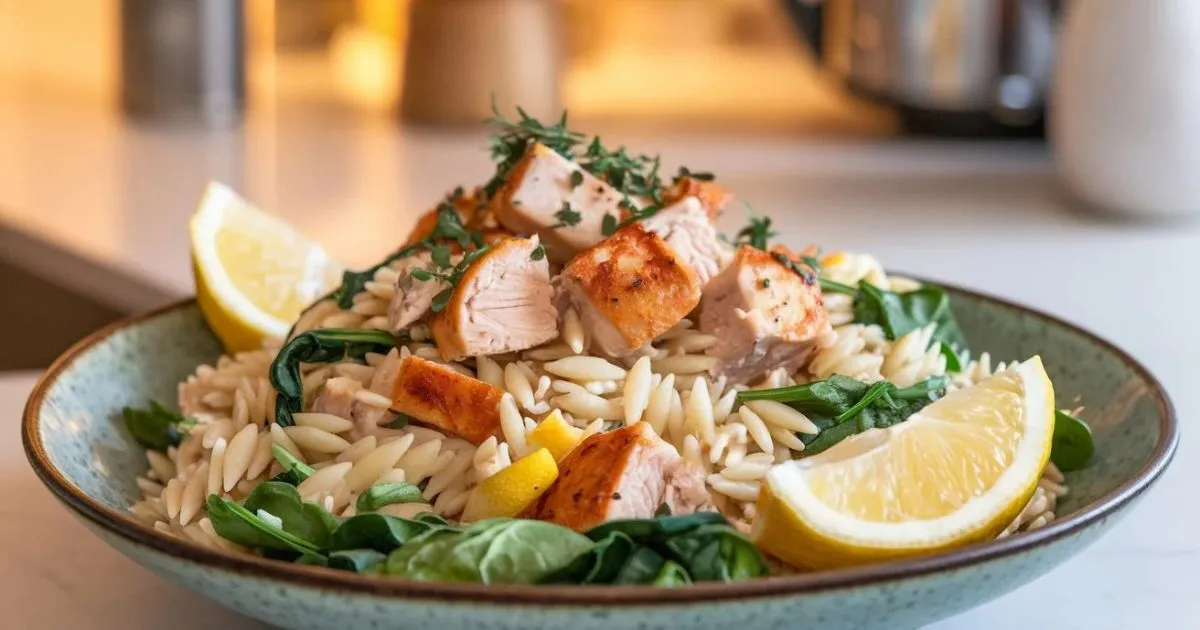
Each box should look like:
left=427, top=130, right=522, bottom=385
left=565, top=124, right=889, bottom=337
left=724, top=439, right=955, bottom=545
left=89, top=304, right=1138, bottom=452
left=559, top=224, right=701, bottom=357
left=699, top=246, right=828, bottom=385
left=430, top=236, right=558, bottom=360
left=489, top=143, right=623, bottom=262
left=524, top=423, right=714, bottom=531
left=387, top=251, right=453, bottom=333
left=640, top=196, right=731, bottom=286
left=388, top=355, right=504, bottom=445
left=311, top=376, right=362, bottom=420
left=664, top=176, right=733, bottom=222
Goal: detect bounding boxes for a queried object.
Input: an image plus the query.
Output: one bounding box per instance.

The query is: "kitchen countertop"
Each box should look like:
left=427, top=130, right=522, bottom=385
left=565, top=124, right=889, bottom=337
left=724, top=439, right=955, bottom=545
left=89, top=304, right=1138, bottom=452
left=1, top=90, right=1197, bottom=628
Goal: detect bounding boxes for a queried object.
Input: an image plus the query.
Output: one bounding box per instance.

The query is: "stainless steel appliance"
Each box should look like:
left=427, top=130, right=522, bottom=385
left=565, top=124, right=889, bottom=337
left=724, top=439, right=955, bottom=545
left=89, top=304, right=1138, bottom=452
left=782, top=0, right=1062, bottom=137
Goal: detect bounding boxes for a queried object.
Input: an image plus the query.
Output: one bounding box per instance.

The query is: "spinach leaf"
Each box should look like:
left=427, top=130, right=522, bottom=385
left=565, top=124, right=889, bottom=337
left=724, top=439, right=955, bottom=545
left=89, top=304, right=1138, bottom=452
left=742, top=375, right=949, bottom=455
left=543, top=513, right=767, bottom=585
left=205, top=494, right=324, bottom=556
left=652, top=560, right=692, bottom=586
left=294, top=552, right=329, bottom=567
left=269, top=443, right=315, bottom=485
left=269, top=328, right=397, bottom=426
left=1051, top=410, right=1094, bottom=471
left=356, top=482, right=424, bottom=513
left=328, top=512, right=451, bottom=554
left=853, top=282, right=970, bottom=364
left=242, top=482, right=339, bottom=550
left=384, top=519, right=594, bottom=584
left=122, top=401, right=194, bottom=451
left=329, top=549, right=388, bottom=574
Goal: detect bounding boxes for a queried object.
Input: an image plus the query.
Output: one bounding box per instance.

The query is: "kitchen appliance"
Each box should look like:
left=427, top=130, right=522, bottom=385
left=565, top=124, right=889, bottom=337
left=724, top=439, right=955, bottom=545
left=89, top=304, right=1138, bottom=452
left=781, top=0, right=1061, bottom=137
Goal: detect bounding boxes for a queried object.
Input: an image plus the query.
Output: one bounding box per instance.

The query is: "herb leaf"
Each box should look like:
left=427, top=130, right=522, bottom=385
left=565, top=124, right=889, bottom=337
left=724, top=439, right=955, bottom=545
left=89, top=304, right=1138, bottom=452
left=1051, top=410, right=1094, bottom=471
left=552, top=201, right=582, bottom=228
left=122, top=401, right=194, bottom=451
left=269, top=328, right=398, bottom=426
left=673, top=166, right=714, bottom=183
left=733, top=206, right=776, bottom=251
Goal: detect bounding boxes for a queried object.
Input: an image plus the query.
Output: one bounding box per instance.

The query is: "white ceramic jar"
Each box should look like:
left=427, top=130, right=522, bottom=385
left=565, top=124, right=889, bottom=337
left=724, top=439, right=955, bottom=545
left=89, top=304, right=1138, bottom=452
left=1051, top=0, right=1200, bottom=218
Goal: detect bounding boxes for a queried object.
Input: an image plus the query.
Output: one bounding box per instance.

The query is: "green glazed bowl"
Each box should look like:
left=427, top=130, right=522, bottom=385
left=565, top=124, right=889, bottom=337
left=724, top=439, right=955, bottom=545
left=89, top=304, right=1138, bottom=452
left=23, top=287, right=1178, bottom=630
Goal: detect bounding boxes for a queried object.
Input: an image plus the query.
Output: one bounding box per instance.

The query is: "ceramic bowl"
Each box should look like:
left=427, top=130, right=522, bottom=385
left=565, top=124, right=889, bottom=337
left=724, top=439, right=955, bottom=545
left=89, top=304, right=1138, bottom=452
left=23, top=287, right=1178, bottom=630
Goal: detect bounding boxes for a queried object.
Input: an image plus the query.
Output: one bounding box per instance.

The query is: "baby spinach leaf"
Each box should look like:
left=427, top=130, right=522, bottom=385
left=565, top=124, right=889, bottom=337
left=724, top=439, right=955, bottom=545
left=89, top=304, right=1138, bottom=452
left=269, top=328, right=398, bottom=426
left=294, top=552, right=329, bottom=567
left=355, top=482, right=425, bottom=513
left=1051, top=410, right=1094, bottom=471
left=652, top=560, right=692, bottom=586
left=328, top=512, right=451, bottom=554
left=543, top=513, right=767, bottom=585
left=122, top=401, right=195, bottom=451
left=205, top=494, right=324, bottom=556
left=269, top=443, right=315, bottom=485
left=853, top=282, right=970, bottom=364
left=385, top=519, right=594, bottom=584
left=329, top=549, right=388, bottom=574
left=242, top=482, right=339, bottom=550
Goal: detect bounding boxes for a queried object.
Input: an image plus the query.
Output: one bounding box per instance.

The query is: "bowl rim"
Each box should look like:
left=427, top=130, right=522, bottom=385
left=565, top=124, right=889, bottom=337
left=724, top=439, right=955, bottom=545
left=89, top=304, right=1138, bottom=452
left=22, top=283, right=1179, bottom=606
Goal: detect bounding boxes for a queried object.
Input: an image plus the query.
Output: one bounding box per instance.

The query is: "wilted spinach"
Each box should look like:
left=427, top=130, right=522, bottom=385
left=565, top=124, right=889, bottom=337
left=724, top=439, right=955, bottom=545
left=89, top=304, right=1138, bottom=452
left=122, top=401, right=195, bottom=451
left=329, top=512, right=451, bottom=555
left=329, top=549, right=387, bottom=573
left=356, top=482, right=424, bottom=513
left=385, top=518, right=594, bottom=584
left=269, top=443, right=315, bottom=485
left=269, top=328, right=397, bottom=426
left=206, top=482, right=337, bottom=556
left=541, top=513, right=767, bottom=585
left=740, top=375, right=949, bottom=455
left=1051, top=410, right=1094, bottom=472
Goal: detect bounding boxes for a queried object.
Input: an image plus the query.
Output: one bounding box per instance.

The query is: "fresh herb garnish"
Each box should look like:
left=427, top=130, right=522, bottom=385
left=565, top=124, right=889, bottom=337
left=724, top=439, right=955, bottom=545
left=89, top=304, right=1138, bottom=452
left=269, top=328, right=398, bottom=426
left=530, top=244, right=547, bottom=261
left=122, top=401, right=196, bottom=451
left=739, top=374, right=949, bottom=455
left=409, top=246, right=491, bottom=313
left=569, top=170, right=584, bottom=189
left=579, top=137, right=666, bottom=206
left=733, top=206, right=777, bottom=251
left=771, top=252, right=817, bottom=285
left=1051, top=410, right=1094, bottom=471
left=482, top=101, right=586, bottom=199
left=672, top=166, right=715, bottom=184
left=551, top=201, right=582, bottom=228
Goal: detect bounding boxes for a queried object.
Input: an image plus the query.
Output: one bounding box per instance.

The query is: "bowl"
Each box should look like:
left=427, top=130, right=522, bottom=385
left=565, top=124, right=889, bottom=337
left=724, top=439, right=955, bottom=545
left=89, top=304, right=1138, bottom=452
left=23, top=286, right=1178, bottom=630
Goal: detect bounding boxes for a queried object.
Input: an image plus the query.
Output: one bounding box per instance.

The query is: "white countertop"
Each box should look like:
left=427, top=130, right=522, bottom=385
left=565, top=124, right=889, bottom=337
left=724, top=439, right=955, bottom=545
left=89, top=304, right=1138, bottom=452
left=1, top=90, right=1198, bottom=628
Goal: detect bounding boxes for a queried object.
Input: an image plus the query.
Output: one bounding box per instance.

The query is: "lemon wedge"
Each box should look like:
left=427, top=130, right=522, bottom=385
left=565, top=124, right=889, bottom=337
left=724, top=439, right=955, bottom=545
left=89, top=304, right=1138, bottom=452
left=754, top=357, right=1054, bottom=570
left=190, top=182, right=343, bottom=352
left=526, top=410, right=584, bottom=462
left=461, top=448, right=558, bottom=522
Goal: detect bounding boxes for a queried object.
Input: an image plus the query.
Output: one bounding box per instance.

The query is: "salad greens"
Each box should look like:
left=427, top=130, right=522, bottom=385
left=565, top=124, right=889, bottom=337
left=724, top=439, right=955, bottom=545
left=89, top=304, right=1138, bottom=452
left=541, top=513, right=766, bottom=585
left=122, top=401, right=195, bottom=451
left=355, top=482, right=424, bottom=513
left=269, top=328, right=397, bottom=426
left=1051, top=410, right=1094, bottom=472
left=740, top=375, right=949, bottom=455
left=204, top=483, right=767, bottom=584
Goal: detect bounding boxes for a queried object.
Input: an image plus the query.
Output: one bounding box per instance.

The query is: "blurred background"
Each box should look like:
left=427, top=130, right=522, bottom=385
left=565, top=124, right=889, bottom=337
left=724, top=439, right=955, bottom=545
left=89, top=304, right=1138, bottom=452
left=0, top=0, right=1183, bottom=370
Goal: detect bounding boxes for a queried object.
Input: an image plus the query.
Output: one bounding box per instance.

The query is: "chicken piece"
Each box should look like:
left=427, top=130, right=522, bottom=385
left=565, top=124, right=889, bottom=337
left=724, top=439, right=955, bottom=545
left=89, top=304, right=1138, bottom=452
left=311, top=376, right=362, bottom=420
left=388, top=355, right=504, bottom=445
left=524, top=423, right=714, bottom=532
left=699, top=246, right=828, bottom=385
left=663, top=176, right=733, bottom=222
left=558, top=224, right=701, bottom=357
left=640, top=196, right=731, bottom=286
left=353, top=348, right=403, bottom=435
left=429, top=236, right=558, bottom=361
left=489, top=143, right=623, bottom=262
left=387, top=251, right=452, bottom=333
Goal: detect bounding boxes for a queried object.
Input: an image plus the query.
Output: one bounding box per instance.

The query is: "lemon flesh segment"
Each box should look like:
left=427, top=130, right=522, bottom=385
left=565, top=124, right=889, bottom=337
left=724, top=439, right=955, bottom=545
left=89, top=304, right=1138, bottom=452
left=190, top=182, right=342, bottom=352
left=461, top=448, right=559, bottom=522
left=526, top=410, right=584, bottom=462
left=754, top=357, right=1054, bottom=571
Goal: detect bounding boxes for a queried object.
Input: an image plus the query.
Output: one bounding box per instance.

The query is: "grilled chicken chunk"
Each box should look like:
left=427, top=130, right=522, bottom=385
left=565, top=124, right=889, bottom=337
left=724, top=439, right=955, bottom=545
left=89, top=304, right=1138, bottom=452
left=430, top=236, right=558, bottom=361
left=524, top=423, right=714, bottom=532
left=700, top=246, right=828, bottom=385
left=663, top=176, right=733, bottom=222
left=489, top=143, right=623, bottom=262
left=640, top=196, right=730, bottom=286
left=559, top=224, right=702, bottom=358
left=387, top=251, right=453, bottom=333
left=388, top=355, right=504, bottom=445
left=311, top=351, right=405, bottom=440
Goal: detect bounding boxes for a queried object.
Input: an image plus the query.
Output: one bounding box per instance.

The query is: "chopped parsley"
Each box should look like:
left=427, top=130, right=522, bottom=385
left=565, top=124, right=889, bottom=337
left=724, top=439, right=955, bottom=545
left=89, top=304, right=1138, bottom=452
left=569, top=170, right=584, bottom=189
left=673, top=165, right=715, bottom=184
left=732, top=205, right=776, bottom=251
left=551, top=202, right=582, bottom=228
left=482, top=101, right=586, bottom=199
left=771, top=252, right=817, bottom=285
left=531, top=244, right=547, bottom=261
